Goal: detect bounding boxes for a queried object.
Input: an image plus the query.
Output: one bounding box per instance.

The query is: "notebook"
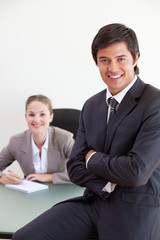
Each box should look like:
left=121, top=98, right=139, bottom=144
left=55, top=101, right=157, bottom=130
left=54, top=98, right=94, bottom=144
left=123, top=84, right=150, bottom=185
left=5, top=179, right=48, bottom=193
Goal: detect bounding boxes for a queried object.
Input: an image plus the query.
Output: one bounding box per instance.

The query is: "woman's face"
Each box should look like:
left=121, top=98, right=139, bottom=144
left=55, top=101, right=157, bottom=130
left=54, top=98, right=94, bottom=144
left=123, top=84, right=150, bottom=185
left=25, top=100, right=53, bottom=136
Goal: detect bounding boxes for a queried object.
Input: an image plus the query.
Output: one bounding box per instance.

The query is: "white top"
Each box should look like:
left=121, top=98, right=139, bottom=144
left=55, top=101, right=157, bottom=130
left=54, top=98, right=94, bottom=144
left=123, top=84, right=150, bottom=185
left=31, top=133, right=49, bottom=174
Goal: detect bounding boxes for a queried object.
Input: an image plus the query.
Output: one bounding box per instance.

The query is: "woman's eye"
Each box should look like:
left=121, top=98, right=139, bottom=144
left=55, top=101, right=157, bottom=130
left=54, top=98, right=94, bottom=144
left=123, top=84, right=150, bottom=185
left=29, top=114, right=34, bottom=117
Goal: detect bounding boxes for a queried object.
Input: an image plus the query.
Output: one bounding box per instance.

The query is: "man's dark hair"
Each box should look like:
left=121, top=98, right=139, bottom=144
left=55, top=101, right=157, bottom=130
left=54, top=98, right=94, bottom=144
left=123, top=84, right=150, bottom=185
left=91, top=23, right=140, bottom=75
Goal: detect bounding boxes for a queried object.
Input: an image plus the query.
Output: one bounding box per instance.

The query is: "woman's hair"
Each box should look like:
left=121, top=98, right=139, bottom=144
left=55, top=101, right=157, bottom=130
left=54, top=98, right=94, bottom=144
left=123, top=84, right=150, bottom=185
left=91, top=23, right=140, bottom=75
left=25, top=94, right=53, bottom=115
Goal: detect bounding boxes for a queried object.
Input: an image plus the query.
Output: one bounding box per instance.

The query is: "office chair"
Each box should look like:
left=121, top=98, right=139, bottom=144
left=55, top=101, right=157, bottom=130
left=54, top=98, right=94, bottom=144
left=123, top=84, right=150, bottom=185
left=50, top=108, right=81, bottom=139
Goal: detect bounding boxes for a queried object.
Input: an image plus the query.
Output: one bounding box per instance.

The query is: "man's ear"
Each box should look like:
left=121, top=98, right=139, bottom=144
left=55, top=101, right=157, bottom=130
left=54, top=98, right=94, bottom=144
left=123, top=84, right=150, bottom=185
left=134, top=52, right=140, bottom=66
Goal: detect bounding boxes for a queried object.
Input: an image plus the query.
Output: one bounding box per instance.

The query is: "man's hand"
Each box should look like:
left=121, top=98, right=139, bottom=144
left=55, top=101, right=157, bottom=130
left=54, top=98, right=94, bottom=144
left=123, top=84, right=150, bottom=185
left=85, top=150, right=117, bottom=192
left=26, top=173, right=53, bottom=183
left=85, top=149, right=96, bottom=162
left=0, top=172, right=22, bottom=185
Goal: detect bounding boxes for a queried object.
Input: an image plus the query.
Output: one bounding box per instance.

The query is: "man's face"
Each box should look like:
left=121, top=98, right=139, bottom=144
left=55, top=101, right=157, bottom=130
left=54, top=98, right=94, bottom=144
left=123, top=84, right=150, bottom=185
left=97, top=42, right=139, bottom=95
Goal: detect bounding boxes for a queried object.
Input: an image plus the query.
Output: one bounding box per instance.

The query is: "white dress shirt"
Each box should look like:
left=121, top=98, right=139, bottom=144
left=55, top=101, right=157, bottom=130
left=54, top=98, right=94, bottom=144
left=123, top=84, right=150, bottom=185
left=31, top=134, right=48, bottom=174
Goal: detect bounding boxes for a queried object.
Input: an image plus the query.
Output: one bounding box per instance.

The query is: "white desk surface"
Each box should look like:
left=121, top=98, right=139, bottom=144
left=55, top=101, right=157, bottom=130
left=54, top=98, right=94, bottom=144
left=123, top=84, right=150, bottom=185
left=0, top=183, right=84, bottom=236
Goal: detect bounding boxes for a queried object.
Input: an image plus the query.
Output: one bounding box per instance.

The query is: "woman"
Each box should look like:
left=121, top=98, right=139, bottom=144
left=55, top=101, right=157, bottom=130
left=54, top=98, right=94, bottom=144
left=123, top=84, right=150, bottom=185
left=0, top=94, right=74, bottom=185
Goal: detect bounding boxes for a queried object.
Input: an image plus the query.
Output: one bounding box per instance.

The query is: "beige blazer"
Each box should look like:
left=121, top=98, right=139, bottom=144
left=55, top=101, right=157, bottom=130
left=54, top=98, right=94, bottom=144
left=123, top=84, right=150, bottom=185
left=0, top=126, right=74, bottom=184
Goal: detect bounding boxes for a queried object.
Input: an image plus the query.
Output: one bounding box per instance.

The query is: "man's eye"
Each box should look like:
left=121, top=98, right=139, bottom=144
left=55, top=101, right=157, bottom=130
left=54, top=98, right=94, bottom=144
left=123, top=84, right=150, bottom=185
left=100, top=59, right=109, bottom=63
left=118, top=58, right=125, bottom=62
left=29, top=114, right=34, bottom=117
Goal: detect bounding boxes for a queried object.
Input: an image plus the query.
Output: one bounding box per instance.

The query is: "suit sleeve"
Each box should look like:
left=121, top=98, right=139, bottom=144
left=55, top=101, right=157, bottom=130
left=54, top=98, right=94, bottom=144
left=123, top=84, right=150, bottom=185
left=0, top=139, right=16, bottom=175
left=67, top=108, right=108, bottom=196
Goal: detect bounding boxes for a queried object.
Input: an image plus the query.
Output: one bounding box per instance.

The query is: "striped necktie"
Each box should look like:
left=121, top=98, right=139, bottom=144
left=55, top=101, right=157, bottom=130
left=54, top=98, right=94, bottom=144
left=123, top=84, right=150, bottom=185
left=108, top=97, right=118, bottom=126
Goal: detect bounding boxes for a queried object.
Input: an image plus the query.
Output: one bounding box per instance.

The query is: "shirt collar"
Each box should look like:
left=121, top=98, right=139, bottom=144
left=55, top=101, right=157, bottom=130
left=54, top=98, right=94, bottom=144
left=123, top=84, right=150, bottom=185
left=31, top=133, right=49, bottom=155
left=106, top=76, right=137, bottom=105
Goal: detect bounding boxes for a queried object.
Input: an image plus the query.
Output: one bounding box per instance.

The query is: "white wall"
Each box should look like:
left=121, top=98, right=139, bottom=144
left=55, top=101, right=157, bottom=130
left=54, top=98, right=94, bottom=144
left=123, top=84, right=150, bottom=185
left=0, top=0, right=160, bottom=149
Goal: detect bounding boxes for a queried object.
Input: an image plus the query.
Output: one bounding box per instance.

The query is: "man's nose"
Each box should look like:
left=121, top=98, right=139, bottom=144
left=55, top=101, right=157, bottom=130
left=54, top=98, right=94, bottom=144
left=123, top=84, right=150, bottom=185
left=108, top=61, right=118, bottom=72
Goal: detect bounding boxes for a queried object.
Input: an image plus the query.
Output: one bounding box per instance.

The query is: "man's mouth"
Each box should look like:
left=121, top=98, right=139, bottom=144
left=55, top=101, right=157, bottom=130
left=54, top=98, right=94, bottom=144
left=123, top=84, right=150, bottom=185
left=108, top=74, right=122, bottom=79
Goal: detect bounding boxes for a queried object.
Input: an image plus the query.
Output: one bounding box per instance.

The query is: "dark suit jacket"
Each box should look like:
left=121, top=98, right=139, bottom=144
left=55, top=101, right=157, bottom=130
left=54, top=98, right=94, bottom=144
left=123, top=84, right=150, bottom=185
left=67, top=77, right=160, bottom=240
left=0, top=126, right=74, bottom=183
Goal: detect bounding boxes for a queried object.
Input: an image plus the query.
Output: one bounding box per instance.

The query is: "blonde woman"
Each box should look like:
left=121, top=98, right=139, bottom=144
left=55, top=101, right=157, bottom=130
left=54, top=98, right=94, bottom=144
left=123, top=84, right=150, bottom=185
left=0, top=95, right=74, bottom=184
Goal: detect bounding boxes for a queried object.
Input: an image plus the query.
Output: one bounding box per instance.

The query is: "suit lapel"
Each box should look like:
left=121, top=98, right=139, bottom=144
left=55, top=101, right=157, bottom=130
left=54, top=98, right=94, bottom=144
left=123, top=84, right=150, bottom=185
left=47, top=127, right=56, bottom=171
left=94, top=90, right=108, bottom=151
left=20, top=131, right=35, bottom=174
left=104, top=78, right=146, bottom=153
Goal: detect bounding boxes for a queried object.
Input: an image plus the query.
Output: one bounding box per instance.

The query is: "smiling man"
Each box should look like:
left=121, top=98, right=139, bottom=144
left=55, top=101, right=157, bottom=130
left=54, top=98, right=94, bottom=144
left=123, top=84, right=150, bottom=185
left=97, top=42, right=139, bottom=95
left=12, top=23, right=160, bottom=240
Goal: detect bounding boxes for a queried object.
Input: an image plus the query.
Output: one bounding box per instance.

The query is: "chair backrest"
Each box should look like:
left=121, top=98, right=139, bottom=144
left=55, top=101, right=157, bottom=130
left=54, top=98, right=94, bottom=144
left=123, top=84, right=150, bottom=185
left=50, top=108, right=81, bottom=139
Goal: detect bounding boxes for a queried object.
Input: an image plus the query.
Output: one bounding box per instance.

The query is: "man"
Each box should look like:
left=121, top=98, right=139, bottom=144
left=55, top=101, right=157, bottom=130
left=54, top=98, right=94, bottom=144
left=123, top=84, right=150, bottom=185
left=12, top=23, right=160, bottom=240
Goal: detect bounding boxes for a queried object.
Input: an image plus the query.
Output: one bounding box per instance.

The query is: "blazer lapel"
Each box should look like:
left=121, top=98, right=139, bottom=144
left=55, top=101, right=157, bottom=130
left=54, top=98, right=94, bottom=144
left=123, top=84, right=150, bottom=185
left=47, top=127, right=57, bottom=172
left=104, top=78, right=146, bottom=153
left=94, top=90, right=108, bottom=151
left=20, top=131, right=35, bottom=174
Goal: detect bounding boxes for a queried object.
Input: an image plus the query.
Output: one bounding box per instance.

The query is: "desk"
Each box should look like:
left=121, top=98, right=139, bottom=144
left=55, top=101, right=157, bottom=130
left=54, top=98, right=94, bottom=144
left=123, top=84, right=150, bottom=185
left=0, top=183, right=84, bottom=239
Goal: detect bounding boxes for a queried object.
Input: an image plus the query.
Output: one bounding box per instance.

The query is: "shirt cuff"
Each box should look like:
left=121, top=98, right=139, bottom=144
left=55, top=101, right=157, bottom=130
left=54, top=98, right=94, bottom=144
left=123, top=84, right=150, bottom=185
left=0, top=172, right=4, bottom=177
left=86, top=152, right=96, bottom=168
left=102, top=182, right=117, bottom=193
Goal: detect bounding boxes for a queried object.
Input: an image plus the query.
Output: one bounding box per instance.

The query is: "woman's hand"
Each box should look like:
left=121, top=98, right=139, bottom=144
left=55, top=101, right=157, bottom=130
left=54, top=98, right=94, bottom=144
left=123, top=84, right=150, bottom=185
left=26, top=173, right=53, bottom=183
left=0, top=172, right=22, bottom=185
